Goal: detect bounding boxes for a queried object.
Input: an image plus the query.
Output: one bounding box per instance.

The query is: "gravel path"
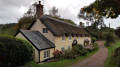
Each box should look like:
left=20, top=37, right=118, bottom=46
left=70, top=41, right=108, bottom=67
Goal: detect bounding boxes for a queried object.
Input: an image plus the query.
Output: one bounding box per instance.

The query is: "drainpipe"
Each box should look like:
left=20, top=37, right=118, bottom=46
left=38, top=51, right=40, bottom=63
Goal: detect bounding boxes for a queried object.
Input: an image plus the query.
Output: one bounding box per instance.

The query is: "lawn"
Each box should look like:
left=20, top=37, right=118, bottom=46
left=28, top=46, right=99, bottom=67
left=104, top=41, right=120, bottom=67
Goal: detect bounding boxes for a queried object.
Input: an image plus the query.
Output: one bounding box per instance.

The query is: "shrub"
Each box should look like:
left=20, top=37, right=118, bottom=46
left=0, top=36, right=33, bottom=67
left=64, top=50, right=77, bottom=59
left=92, top=37, right=96, bottom=44
left=106, top=33, right=115, bottom=46
left=53, top=50, right=62, bottom=59
left=109, top=47, right=120, bottom=67
left=93, top=43, right=98, bottom=50
left=72, top=45, right=87, bottom=56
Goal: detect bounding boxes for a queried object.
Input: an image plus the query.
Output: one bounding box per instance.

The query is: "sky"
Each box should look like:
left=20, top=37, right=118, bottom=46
left=0, top=0, right=120, bottom=29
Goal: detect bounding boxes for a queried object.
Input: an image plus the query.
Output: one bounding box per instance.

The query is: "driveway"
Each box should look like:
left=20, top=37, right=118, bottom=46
left=70, top=41, right=108, bottom=67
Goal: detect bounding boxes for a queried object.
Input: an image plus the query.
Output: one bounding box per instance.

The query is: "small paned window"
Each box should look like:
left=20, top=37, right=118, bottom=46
left=43, top=28, right=48, bottom=33
left=68, top=46, right=70, bottom=50
left=44, top=51, right=49, bottom=59
left=61, top=47, right=65, bottom=52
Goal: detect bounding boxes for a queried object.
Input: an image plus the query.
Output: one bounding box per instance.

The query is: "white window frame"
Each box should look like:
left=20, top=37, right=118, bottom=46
left=44, top=50, right=49, bottom=59
left=61, top=47, right=65, bottom=52
left=74, top=35, right=76, bottom=39
left=69, top=34, right=72, bottom=41
left=62, top=34, right=65, bottom=42
left=79, top=36, right=80, bottom=40
left=68, top=46, right=71, bottom=50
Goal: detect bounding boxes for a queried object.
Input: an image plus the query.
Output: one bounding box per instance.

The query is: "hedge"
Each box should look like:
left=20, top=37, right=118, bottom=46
left=0, top=36, right=33, bottom=67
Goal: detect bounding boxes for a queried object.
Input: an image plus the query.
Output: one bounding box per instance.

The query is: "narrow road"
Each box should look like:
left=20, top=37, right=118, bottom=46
left=70, top=41, right=108, bottom=67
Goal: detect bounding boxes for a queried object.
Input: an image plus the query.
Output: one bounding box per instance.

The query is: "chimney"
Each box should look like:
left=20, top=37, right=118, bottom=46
left=36, top=1, right=44, bottom=19
left=79, top=22, right=83, bottom=28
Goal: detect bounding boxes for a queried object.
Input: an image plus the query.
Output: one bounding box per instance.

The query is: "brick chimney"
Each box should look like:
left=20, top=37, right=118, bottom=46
left=79, top=22, right=83, bottom=28
left=36, top=1, right=43, bottom=19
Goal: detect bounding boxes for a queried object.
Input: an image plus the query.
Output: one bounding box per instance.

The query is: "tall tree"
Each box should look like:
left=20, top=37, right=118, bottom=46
left=49, top=6, right=60, bottom=17
left=78, top=8, right=105, bottom=29
left=14, top=3, right=37, bottom=31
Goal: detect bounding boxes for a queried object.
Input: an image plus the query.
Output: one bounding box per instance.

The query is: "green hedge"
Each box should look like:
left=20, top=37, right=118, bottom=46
left=0, top=36, right=33, bottom=67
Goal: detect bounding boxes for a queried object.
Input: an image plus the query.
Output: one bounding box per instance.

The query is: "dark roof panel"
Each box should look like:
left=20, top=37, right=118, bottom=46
left=20, top=30, right=55, bottom=50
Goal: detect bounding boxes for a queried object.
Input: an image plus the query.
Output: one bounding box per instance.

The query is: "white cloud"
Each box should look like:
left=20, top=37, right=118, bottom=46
left=19, top=6, right=28, bottom=14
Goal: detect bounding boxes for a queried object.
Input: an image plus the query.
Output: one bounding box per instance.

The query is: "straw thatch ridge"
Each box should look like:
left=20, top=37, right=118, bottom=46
left=28, top=15, right=90, bottom=37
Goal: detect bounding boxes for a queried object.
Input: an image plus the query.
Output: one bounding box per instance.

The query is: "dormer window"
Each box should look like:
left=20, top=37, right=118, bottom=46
left=43, top=28, right=48, bottom=33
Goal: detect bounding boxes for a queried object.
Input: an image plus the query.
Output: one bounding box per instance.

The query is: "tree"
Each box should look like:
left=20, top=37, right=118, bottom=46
left=14, top=3, right=37, bottom=31
left=115, top=27, right=120, bottom=38
left=49, top=6, right=60, bottom=17
left=82, top=0, right=120, bottom=18
left=14, top=16, right=35, bottom=30
left=78, top=8, right=105, bottom=29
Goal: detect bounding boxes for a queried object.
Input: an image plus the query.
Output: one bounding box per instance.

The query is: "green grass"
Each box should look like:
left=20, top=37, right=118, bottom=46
left=105, top=41, right=120, bottom=67
left=29, top=47, right=99, bottom=67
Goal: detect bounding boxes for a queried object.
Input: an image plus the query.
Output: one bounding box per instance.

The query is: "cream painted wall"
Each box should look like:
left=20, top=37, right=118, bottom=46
left=16, top=33, right=39, bottom=62
left=40, top=48, right=54, bottom=62
left=16, top=33, right=55, bottom=62
left=30, top=19, right=55, bottom=44
left=55, top=36, right=91, bottom=51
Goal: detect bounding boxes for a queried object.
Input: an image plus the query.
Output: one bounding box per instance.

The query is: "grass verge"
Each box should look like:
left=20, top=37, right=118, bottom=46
left=104, top=41, right=120, bottom=67
left=29, top=44, right=99, bottom=67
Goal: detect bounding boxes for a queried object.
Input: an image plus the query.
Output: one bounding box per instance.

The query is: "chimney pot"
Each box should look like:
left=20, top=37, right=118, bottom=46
left=79, top=22, right=83, bottom=28
left=39, top=1, right=41, bottom=4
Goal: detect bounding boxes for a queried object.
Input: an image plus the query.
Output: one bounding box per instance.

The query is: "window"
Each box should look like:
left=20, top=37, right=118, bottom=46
left=68, top=46, right=70, bottom=50
left=44, top=51, right=49, bottom=59
left=61, top=47, right=65, bottom=52
left=43, top=28, right=48, bottom=33
left=74, top=35, right=76, bottom=39
left=62, top=34, right=65, bottom=41
left=69, top=34, right=72, bottom=41
left=79, top=36, right=80, bottom=40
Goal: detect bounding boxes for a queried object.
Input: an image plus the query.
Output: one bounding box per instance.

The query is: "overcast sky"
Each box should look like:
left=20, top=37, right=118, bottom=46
left=0, top=0, right=120, bottom=29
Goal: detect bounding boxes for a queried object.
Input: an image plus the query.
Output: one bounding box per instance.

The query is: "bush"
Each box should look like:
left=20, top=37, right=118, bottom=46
left=64, top=50, right=77, bottom=59
left=106, top=33, right=115, bottom=47
left=53, top=50, right=62, bottom=59
left=109, top=47, right=120, bottom=67
left=0, top=36, right=33, bottom=67
left=72, top=45, right=87, bottom=56
left=63, top=45, right=88, bottom=59
left=92, top=37, right=96, bottom=44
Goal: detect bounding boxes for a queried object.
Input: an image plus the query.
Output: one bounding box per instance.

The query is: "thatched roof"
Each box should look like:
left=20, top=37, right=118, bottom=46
left=28, top=15, right=90, bottom=37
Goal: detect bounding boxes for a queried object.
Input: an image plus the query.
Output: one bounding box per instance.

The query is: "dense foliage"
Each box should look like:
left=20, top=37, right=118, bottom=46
left=82, top=0, right=120, bottom=18
left=0, top=36, right=33, bottom=67
left=53, top=44, right=98, bottom=60
left=84, top=26, right=114, bottom=40
left=105, top=33, right=115, bottom=47
left=115, top=27, right=120, bottom=39
left=109, top=47, right=120, bottom=67
left=0, top=23, right=16, bottom=36
left=92, top=37, right=96, bottom=43
left=14, top=16, right=35, bottom=31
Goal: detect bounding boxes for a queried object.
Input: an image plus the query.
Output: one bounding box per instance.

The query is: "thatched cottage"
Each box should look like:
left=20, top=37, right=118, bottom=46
left=15, top=1, right=91, bottom=63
